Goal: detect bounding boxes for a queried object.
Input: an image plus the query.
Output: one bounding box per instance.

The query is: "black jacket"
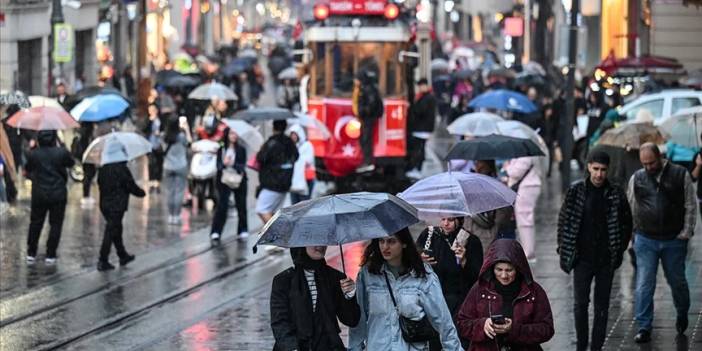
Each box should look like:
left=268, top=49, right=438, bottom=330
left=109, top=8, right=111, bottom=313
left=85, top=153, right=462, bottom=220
left=25, top=134, right=74, bottom=203
left=270, top=266, right=360, bottom=351
left=633, top=162, right=687, bottom=239
left=410, top=91, right=437, bottom=133
left=97, top=162, right=146, bottom=213
left=216, top=142, right=247, bottom=183
left=257, top=134, right=298, bottom=193
left=557, top=179, right=632, bottom=273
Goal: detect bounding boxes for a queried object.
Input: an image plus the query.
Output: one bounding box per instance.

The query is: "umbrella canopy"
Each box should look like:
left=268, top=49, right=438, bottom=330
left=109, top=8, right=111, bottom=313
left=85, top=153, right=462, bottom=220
left=155, top=69, right=181, bottom=85
left=514, top=71, right=547, bottom=88
left=188, top=82, right=238, bottom=101
left=70, top=94, right=130, bottom=122
left=469, top=89, right=537, bottom=114
left=28, top=96, right=63, bottom=109
left=222, top=118, right=264, bottom=152
left=277, top=66, right=298, bottom=80
left=6, top=106, right=79, bottom=130
left=289, top=112, right=331, bottom=140
left=161, top=74, right=200, bottom=89
left=660, top=106, right=702, bottom=148
left=220, top=57, right=256, bottom=77
left=64, top=86, right=127, bottom=110
left=398, top=172, right=516, bottom=221
left=597, top=123, right=666, bottom=149
left=239, top=49, right=258, bottom=58
left=488, top=67, right=517, bottom=79
left=430, top=58, right=449, bottom=71
left=255, top=192, right=420, bottom=248
left=82, top=131, right=152, bottom=166
left=495, top=120, right=550, bottom=157
left=453, top=69, right=474, bottom=80
left=446, top=134, right=545, bottom=160
left=0, top=91, right=30, bottom=109
left=447, top=112, right=505, bottom=136
left=523, top=61, right=547, bottom=76
left=234, top=107, right=295, bottom=122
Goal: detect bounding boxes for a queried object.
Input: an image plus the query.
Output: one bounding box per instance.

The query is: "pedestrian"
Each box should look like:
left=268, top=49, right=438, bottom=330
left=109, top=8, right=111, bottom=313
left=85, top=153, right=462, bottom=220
left=456, top=239, right=555, bottom=350
left=270, top=246, right=360, bottom=350
left=146, top=104, right=163, bottom=193
left=627, top=143, right=695, bottom=343
left=557, top=150, right=632, bottom=351
left=417, top=217, right=483, bottom=350
left=255, top=120, right=298, bottom=224
left=80, top=120, right=114, bottom=208
left=465, top=160, right=501, bottom=251
left=96, top=159, right=146, bottom=271
left=406, top=78, right=437, bottom=179
left=503, top=156, right=542, bottom=262
left=352, top=70, right=384, bottom=173
left=162, top=115, right=192, bottom=225
left=691, top=141, right=702, bottom=217
left=349, top=227, right=463, bottom=351
left=54, top=82, right=71, bottom=111
left=24, top=131, right=74, bottom=265
left=209, top=128, right=248, bottom=241
left=288, top=124, right=315, bottom=204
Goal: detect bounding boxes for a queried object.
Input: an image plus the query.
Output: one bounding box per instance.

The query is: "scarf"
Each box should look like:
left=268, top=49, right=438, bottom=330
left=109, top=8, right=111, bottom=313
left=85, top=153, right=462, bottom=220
left=494, top=275, right=522, bottom=318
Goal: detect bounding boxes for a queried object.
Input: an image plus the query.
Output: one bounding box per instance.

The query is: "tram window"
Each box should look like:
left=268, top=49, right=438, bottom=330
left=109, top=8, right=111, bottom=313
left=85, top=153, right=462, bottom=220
left=332, top=44, right=356, bottom=95
left=313, top=43, right=326, bottom=96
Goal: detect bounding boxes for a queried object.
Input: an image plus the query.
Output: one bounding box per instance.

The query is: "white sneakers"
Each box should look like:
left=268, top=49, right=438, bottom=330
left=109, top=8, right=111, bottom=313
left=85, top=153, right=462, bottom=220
left=45, top=257, right=57, bottom=265
left=26, top=256, right=36, bottom=265
left=238, top=231, right=250, bottom=238
left=80, top=197, right=96, bottom=209
left=210, top=232, right=221, bottom=241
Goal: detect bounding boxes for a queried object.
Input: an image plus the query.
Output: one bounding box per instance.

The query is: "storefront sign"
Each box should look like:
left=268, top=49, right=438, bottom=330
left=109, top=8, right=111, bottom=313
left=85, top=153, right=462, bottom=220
left=53, top=23, right=74, bottom=63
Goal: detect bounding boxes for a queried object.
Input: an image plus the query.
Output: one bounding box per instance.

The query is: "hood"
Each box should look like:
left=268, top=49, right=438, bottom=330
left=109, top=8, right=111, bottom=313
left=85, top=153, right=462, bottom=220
left=478, top=239, right=534, bottom=285
left=286, top=123, right=306, bottom=144
left=37, top=130, right=57, bottom=147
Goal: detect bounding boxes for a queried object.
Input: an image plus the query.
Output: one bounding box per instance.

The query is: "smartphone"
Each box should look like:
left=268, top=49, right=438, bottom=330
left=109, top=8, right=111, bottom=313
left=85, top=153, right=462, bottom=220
left=179, top=116, right=187, bottom=125
left=491, top=314, right=506, bottom=325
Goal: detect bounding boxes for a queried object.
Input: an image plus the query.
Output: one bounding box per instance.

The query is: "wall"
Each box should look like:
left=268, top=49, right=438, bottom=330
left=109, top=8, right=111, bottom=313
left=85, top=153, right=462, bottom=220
left=650, top=0, right=702, bottom=70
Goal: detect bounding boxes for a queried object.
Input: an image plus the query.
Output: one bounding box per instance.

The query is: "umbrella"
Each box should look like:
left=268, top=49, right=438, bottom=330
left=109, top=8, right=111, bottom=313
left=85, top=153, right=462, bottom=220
left=523, top=61, right=547, bottom=76
left=495, top=120, right=550, bottom=157
left=468, top=89, right=537, bottom=114
left=453, top=47, right=475, bottom=58
left=220, top=57, right=255, bottom=77
left=155, top=69, right=182, bottom=85
left=188, top=82, right=238, bottom=101
left=6, top=106, right=79, bottom=130
left=660, top=106, right=702, bottom=148
left=277, top=67, right=298, bottom=81
left=398, top=172, right=516, bottom=221
left=70, top=94, right=130, bottom=122
left=65, top=86, right=127, bottom=110
left=239, top=49, right=258, bottom=58
left=0, top=91, right=30, bottom=109
left=222, top=118, right=264, bottom=152
left=445, top=134, right=545, bottom=161
left=161, top=74, right=200, bottom=89
left=514, top=71, right=547, bottom=88
left=28, top=96, right=63, bottom=109
left=234, top=107, right=295, bottom=122
left=289, top=112, right=331, bottom=140
left=488, top=67, right=517, bottom=79
left=454, top=69, right=474, bottom=80
left=254, top=192, right=420, bottom=272
left=597, top=123, right=666, bottom=149
left=82, top=131, right=152, bottom=166
left=447, top=112, right=505, bottom=136
left=430, top=58, right=449, bottom=71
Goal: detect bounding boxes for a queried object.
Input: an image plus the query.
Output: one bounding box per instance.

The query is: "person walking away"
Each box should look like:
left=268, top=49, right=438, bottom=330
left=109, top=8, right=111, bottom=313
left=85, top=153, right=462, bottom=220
left=352, top=70, right=384, bottom=173
left=464, top=160, right=502, bottom=252
left=146, top=104, right=163, bottom=193
left=256, top=120, right=298, bottom=224
left=288, top=124, right=315, bottom=204
left=406, top=78, right=437, bottom=179
left=503, top=156, right=542, bottom=262
left=557, top=150, right=632, bottom=351
left=270, top=246, right=360, bottom=350
left=24, top=131, right=74, bottom=265
left=97, top=158, right=146, bottom=271
left=665, top=140, right=696, bottom=173
left=162, top=115, right=192, bottom=225
left=627, top=143, right=695, bottom=343
left=209, top=128, right=249, bottom=241
left=417, top=217, right=483, bottom=350
left=456, top=239, right=555, bottom=350
left=349, top=228, right=463, bottom=351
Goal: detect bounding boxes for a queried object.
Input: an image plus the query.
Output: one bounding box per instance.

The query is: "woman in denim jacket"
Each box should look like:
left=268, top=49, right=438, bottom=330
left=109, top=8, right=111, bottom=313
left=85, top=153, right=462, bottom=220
left=349, top=228, right=463, bottom=351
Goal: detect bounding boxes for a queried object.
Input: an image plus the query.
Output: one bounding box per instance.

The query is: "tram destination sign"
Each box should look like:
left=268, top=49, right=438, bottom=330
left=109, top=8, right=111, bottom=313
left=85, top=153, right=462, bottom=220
left=327, top=0, right=388, bottom=15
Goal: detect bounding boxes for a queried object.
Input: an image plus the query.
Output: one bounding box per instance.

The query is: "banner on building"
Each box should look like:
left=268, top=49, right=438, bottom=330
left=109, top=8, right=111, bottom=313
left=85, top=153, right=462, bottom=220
left=53, top=23, right=74, bottom=63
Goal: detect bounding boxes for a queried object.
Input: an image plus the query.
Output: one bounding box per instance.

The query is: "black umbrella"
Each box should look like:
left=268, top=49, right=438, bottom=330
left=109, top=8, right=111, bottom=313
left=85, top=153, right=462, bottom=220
left=65, top=86, right=128, bottom=110
left=254, top=192, right=420, bottom=273
left=221, top=57, right=255, bottom=77
left=454, top=69, right=474, bottom=80
left=234, top=107, right=295, bottom=122
left=155, top=69, right=181, bottom=85
left=445, top=134, right=545, bottom=160
left=161, top=74, right=200, bottom=89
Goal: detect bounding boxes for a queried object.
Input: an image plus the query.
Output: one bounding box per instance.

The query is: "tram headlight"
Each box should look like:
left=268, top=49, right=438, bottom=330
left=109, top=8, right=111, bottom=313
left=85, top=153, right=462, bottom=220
left=313, top=4, right=330, bottom=21
left=384, top=3, right=400, bottom=20
left=344, top=119, right=362, bottom=139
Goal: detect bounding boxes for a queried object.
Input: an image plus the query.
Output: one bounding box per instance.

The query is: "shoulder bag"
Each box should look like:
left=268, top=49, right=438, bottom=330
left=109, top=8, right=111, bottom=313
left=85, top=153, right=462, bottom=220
left=221, top=168, right=243, bottom=189
left=382, top=271, right=439, bottom=343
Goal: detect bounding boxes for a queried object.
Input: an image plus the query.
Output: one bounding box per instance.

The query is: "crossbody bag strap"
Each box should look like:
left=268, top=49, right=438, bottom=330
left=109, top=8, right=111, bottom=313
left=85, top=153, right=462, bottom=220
left=383, top=271, right=399, bottom=309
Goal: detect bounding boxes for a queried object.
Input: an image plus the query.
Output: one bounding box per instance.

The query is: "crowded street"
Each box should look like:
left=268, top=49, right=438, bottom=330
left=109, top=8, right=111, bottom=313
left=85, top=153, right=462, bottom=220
left=2, top=0, right=702, bottom=350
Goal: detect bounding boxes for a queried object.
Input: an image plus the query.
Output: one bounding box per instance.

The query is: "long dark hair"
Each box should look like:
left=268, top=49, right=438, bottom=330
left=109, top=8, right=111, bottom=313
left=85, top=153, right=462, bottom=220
left=361, top=227, right=427, bottom=277
left=163, top=114, right=180, bottom=145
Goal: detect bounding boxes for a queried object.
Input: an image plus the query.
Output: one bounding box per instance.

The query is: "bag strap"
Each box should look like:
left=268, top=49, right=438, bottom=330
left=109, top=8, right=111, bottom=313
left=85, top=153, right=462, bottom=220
left=511, top=163, right=534, bottom=190
left=383, top=271, right=399, bottom=309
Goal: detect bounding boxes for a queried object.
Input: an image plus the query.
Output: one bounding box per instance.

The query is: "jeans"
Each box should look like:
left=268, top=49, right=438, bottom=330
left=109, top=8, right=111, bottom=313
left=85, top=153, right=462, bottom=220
left=633, top=233, right=690, bottom=332
left=27, top=200, right=67, bottom=258
left=573, top=261, right=614, bottom=351
left=163, top=169, right=187, bottom=217
left=360, top=119, right=376, bottom=164
left=100, top=210, right=128, bottom=262
left=211, top=180, right=248, bottom=235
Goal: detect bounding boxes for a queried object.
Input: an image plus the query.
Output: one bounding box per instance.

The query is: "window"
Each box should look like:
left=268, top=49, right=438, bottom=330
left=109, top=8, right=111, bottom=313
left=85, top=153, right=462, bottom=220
left=671, top=97, right=701, bottom=115
left=626, top=99, right=664, bottom=120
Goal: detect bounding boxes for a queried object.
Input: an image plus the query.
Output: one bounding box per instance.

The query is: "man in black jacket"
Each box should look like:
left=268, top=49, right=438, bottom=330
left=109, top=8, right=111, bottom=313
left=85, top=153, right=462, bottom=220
left=628, top=143, right=695, bottom=343
left=557, top=150, right=632, bottom=351
left=256, top=120, right=298, bottom=224
left=354, top=70, right=383, bottom=173
left=25, top=131, right=74, bottom=265
left=406, top=78, right=436, bottom=179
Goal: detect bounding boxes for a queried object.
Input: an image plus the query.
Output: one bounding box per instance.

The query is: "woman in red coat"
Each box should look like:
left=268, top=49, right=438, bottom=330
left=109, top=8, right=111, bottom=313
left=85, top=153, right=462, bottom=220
left=456, top=239, right=554, bottom=350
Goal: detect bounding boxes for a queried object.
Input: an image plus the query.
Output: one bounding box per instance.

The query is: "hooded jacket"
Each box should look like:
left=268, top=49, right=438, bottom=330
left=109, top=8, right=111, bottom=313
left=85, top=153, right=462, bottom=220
left=456, top=239, right=554, bottom=351
left=410, top=90, right=437, bottom=133
left=257, top=133, right=299, bottom=193
left=25, top=131, right=74, bottom=202
left=287, top=124, right=314, bottom=195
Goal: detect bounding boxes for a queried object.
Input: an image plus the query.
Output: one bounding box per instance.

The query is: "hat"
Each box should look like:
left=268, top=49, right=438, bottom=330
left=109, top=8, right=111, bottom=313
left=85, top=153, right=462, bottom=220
left=417, top=78, right=429, bottom=85
left=587, top=149, right=610, bottom=166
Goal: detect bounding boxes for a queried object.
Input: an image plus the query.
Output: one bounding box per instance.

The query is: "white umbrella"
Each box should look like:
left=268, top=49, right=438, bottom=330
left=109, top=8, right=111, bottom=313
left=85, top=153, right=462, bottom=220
left=430, top=58, right=449, bottom=71
left=28, top=96, right=63, bottom=109
left=239, top=49, right=258, bottom=58
left=277, top=67, right=298, bottom=81
left=82, top=131, right=152, bottom=166
left=222, top=118, right=264, bottom=152
left=290, top=112, right=331, bottom=140
left=188, top=82, right=238, bottom=101
left=660, top=106, right=702, bottom=147
left=447, top=112, right=505, bottom=136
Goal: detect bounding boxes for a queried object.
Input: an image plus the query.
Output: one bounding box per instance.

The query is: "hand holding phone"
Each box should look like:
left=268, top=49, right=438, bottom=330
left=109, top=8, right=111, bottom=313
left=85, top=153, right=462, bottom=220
left=491, top=314, right=505, bottom=325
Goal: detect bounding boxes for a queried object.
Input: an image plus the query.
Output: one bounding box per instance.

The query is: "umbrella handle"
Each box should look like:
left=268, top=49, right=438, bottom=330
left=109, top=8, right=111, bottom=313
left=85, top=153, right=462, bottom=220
left=339, top=244, right=346, bottom=276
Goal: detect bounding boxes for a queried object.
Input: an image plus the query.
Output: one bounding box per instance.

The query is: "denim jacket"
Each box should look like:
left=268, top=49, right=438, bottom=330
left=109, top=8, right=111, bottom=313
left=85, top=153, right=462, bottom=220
left=349, top=264, right=463, bottom=351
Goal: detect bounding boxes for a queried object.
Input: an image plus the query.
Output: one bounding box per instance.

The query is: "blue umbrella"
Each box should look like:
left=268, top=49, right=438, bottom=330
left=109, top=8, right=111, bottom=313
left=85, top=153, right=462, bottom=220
left=70, top=94, right=130, bottom=122
left=468, top=89, right=537, bottom=114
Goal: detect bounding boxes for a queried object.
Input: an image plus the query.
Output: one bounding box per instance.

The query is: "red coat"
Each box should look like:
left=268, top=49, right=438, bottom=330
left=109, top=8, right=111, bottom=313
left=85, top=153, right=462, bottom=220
left=456, top=239, right=554, bottom=351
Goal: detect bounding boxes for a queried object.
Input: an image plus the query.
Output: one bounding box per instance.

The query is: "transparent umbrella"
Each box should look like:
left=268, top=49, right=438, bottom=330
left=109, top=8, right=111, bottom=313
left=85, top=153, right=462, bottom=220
left=660, top=106, right=702, bottom=148
left=188, top=82, right=238, bottom=101
left=82, top=131, right=151, bottom=166
left=447, top=112, right=505, bottom=136
left=222, top=118, right=264, bottom=152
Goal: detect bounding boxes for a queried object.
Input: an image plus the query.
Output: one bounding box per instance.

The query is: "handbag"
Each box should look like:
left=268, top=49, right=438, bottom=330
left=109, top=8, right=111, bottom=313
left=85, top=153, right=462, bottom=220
left=221, top=168, right=243, bottom=189
left=383, top=271, right=439, bottom=343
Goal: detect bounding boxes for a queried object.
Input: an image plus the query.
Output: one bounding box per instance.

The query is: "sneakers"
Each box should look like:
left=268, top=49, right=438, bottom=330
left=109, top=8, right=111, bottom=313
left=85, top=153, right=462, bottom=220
left=238, top=231, right=250, bottom=239
left=355, top=163, right=375, bottom=173
left=97, top=261, right=115, bottom=271
left=119, top=254, right=135, bottom=267
left=210, top=232, right=221, bottom=241
left=634, top=330, right=651, bottom=343
left=26, top=256, right=36, bottom=265
left=44, top=257, right=57, bottom=265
